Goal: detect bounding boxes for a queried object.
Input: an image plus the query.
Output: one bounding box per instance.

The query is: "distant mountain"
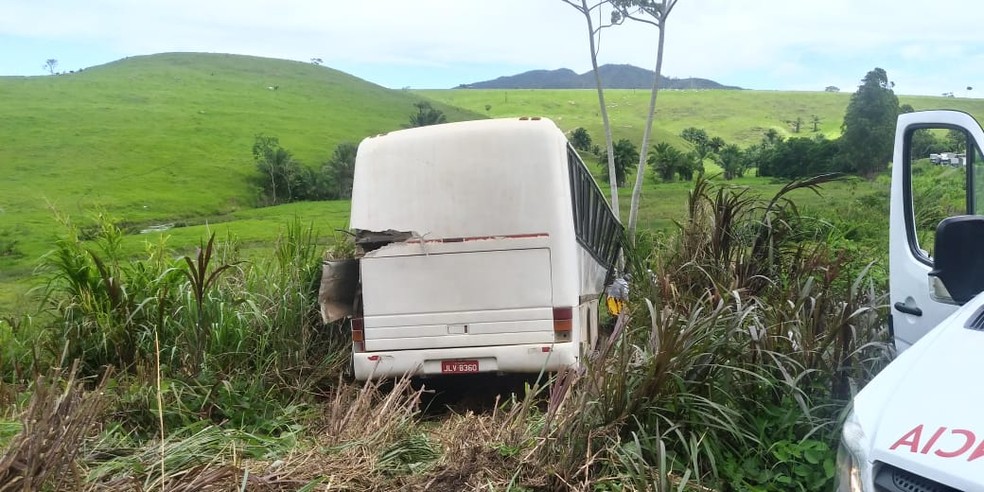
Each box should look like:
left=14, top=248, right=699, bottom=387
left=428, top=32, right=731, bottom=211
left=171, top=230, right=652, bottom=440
left=457, top=64, right=741, bottom=90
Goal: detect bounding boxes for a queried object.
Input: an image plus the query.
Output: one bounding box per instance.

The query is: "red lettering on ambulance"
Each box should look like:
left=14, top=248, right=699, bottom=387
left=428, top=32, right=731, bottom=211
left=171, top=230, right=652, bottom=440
left=968, top=439, right=984, bottom=461
left=935, top=429, right=976, bottom=458
left=921, top=427, right=947, bottom=454
left=890, top=425, right=923, bottom=453
left=890, top=425, right=984, bottom=460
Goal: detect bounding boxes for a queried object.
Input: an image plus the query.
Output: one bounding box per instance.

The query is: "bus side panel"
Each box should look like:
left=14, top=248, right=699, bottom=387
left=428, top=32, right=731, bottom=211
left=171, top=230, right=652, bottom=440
left=576, top=247, right=609, bottom=298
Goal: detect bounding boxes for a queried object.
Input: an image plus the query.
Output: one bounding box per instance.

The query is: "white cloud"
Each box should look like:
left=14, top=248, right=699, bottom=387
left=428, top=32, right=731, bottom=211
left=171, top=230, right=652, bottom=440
left=1, top=0, right=983, bottom=94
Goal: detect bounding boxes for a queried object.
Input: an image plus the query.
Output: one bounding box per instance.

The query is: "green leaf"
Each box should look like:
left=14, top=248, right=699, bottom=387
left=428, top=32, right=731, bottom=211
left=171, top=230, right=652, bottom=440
left=803, top=447, right=823, bottom=465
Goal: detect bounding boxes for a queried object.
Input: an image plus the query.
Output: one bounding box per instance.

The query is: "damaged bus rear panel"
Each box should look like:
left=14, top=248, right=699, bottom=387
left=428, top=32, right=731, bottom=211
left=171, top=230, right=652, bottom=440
left=329, top=117, right=621, bottom=381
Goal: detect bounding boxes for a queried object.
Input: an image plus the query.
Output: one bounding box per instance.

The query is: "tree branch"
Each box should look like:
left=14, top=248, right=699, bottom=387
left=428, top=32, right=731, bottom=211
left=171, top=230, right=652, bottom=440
left=615, top=0, right=681, bottom=27
left=621, top=11, right=660, bottom=27
left=559, top=0, right=586, bottom=12
left=665, top=0, right=679, bottom=17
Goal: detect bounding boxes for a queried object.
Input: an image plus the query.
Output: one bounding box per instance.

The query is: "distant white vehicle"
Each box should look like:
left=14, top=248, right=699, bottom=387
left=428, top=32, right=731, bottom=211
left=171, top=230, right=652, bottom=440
left=322, top=117, right=622, bottom=381
left=929, top=152, right=966, bottom=166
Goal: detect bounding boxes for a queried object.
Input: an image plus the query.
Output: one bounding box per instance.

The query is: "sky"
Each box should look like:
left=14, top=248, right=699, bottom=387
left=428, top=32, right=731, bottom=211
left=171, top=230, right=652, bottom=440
left=1, top=0, right=982, bottom=97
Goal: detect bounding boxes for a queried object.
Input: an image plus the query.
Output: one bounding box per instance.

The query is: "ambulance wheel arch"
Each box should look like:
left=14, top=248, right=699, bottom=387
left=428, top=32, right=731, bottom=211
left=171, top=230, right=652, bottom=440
left=890, top=110, right=984, bottom=350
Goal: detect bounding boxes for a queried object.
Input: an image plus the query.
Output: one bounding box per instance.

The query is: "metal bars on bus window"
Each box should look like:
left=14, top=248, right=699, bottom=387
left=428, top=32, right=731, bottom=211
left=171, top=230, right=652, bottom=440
left=567, top=146, right=623, bottom=268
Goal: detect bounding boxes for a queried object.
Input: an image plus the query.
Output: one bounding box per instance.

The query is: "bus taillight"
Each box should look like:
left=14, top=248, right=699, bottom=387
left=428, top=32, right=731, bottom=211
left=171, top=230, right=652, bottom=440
left=553, top=307, right=573, bottom=333
left=351, top=317, right=365, bottom=351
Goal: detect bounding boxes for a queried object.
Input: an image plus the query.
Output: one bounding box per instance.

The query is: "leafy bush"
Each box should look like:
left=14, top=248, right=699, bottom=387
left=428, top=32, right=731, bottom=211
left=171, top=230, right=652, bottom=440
left=516, top=175, right=891, bottom=490
left=599, top=138, right=637, bottom=187
left=756, top=135, right=840, bottom=179
left=3, top=174, right=897, bottom=490
left=322, top=142, right=358, bottom=199
left=407, top=101, right=447, bottom=128
left=0, top=229, right=21, bottom=258
left=570, top=127, right=592, bottom=151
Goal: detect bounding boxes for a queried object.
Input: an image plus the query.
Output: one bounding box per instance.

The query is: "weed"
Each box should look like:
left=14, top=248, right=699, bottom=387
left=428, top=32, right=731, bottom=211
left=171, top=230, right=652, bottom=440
left=5, top=179, right=894, bottom=490
left=0, top=362, right=110, bottom=491
left=508, top=175, right=891, bottom=490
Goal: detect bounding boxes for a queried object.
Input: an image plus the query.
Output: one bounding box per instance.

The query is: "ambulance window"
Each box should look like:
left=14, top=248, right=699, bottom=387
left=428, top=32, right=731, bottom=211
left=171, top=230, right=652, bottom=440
left=907, top=126, right=971, bottom=260
left=973, top=138, right=984, bottom=214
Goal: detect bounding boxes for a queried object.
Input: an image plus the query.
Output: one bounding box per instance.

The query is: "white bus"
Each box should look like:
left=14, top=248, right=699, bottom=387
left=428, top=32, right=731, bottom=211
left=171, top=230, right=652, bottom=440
left=331, top=117, right=621, bottom=381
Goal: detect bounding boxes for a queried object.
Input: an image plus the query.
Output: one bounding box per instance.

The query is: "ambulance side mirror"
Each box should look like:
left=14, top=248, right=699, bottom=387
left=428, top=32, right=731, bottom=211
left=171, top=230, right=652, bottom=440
left=929, top=215, right=984, bottom=305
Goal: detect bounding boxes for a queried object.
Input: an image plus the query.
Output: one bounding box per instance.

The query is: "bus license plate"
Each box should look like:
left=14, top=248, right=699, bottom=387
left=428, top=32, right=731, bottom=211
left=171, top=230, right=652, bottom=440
left=441, top=360, right=479, bottom=374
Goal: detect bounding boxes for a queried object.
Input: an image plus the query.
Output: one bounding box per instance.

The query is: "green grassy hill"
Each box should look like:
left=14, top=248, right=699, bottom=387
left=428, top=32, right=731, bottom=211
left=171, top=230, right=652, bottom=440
left=0, top=53, right=480, bottom=306
left=6, top=55, right=984, bottom=489
left=422, top=89, right=984, bottom=148
left=421, top=88, right=984, bottom=233
left=5, top=52, right=984, bottom=313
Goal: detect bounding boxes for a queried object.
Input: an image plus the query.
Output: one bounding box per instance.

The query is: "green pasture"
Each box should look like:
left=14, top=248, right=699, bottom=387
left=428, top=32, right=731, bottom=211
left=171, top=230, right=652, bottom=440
left=422, top=89, right=845, bottom=148
left=121, top=200, right=352, bottom=255
left=0, top=52, right=972, bottom=490
left=0, top=53, right=477, bottom=308
left=422, top=88, right=984, bottom=149
left=1, top=52, right=982, bottom=312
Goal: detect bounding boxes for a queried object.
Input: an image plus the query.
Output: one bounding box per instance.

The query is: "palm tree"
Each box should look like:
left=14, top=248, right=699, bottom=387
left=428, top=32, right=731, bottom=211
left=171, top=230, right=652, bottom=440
left=716, top=144, right=745, bottom=180
left=599, top=139, right=638, bottom=187
left=570, top=127, right=593, bottom=151
left=650, top=142, right=685, bottom=182
left=709, top=136, right=726, bottom=153
left=323, top=142, right=358, bottom=199
left=407, top=102, right=447, bottom=127
left=763, top=128, right=783, bottom=146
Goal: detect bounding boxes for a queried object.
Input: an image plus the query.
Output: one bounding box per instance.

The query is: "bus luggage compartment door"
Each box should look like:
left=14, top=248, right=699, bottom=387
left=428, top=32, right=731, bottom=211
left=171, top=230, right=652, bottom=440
left=360, top=248, right=555, bottom=351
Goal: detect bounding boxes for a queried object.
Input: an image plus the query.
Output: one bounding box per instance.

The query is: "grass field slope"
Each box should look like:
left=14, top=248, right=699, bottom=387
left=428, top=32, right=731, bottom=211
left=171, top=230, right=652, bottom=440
left=4, top=53, right=984, bottom=313
left=7, top=55, right=984, bottom=489
left=0, top=53, right=480, bottom=305
left=422, top=88, right=984, bottom=149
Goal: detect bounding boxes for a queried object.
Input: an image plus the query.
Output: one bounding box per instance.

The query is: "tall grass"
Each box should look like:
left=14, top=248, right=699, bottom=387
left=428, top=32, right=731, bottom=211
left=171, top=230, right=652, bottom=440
left=0, top=362, right=110, bottom=492
left=1, top=175, right=895, bottom=490
left=503, top=175, right=893, bottom=490
left=0, top=217, right=359, bottom=488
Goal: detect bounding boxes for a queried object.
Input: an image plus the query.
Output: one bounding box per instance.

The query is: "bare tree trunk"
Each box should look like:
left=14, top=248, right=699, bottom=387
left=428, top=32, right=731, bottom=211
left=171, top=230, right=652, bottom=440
left=627, top=10, right=667, bottom=238
left=578, top=0, right=620, bottom=219
left=268, top=166, right=278, bottom=204
left=564, top=0, right=620, bottom=220
left=593, top=52, right=620, bottom=219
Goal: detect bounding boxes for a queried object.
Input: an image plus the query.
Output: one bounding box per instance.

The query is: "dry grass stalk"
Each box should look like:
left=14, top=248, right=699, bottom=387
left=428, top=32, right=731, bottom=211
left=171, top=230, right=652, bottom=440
left=320, top=375, right=423, bottom=446
left=239, top=375, right=428, bottom=490
left=0, top=361, right=110, bottom=492
left=419, top=410, right=539, bottom=491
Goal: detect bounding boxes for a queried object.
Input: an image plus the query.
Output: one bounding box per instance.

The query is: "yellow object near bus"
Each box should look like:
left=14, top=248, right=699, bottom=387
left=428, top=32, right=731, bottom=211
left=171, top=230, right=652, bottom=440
left=606, top=296, right=624, bottom=316
left=604, top=277, right=629, bottom=316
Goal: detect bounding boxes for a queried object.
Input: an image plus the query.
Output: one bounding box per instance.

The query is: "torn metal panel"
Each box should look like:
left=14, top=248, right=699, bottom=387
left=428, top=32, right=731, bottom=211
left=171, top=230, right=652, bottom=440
left=318, top=259, right=359, bottom=324
left=319, top=229, right=417, bottom=324
left=353, top=229, right=413, bottom=254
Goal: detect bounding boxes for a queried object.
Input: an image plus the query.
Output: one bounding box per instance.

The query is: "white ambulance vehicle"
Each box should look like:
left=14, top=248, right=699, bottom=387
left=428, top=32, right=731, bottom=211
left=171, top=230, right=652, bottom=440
left=838, top=110, right=984, bottom=491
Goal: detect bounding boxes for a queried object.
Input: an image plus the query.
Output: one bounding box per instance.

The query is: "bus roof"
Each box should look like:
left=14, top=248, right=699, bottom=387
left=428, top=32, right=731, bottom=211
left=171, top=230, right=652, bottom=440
left=349, top=118, right=572, bottom=239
